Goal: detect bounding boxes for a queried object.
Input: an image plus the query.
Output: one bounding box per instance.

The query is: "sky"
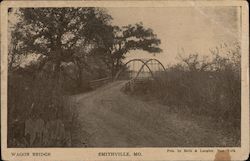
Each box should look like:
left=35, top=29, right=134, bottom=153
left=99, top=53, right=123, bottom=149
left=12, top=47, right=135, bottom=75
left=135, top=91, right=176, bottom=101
left=107, top=7, right=241, bottom=66
left=8, top=7, right=241, bottom=67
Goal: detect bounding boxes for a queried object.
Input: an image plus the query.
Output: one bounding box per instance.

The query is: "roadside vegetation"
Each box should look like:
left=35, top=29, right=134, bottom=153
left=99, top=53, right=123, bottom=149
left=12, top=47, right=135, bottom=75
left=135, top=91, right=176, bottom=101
left=8, top=8, right=161, bottom=147
left=126, top=42, right=241, bottom=146
left=7, top=7, right=241, bottom=147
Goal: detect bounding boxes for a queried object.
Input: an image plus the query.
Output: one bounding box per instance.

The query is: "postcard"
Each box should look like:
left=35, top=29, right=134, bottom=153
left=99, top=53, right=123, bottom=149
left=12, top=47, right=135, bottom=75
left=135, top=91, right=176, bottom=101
left=1, top=0, right=249, bottom=160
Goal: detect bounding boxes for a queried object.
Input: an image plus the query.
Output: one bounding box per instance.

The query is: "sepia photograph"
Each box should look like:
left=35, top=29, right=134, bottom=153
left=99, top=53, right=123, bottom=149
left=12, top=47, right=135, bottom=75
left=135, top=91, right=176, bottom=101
left=1, top=1, right=249, bottom=161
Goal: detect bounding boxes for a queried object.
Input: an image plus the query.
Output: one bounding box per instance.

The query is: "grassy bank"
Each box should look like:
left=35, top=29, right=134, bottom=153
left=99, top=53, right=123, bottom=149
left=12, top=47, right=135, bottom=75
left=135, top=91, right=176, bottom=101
left=125, top=65, right=241, bottom=146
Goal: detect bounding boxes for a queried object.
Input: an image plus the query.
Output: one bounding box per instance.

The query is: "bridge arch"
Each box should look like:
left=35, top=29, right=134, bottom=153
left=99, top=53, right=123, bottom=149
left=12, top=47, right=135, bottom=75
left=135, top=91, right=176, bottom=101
left=134, top=58, right=166, bottom=78
left=114, top=59, right=154, bottom=80
left=145, top=58, right=166, bottom=71
left=114, top=58, right=165, bottom=80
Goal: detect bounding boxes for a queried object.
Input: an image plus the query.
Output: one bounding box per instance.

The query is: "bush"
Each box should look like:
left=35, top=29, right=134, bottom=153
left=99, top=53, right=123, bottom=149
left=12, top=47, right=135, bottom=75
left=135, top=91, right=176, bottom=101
left=125, top=68, right=241, bottom=147
left=155, top=70, right=239, bottom=121
left=125, top=44, right=241, bottom=140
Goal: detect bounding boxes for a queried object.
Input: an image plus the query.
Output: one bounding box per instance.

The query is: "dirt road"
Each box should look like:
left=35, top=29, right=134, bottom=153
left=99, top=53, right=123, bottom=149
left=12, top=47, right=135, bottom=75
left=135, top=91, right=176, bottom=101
left=72, top=81, right=233, bottom=147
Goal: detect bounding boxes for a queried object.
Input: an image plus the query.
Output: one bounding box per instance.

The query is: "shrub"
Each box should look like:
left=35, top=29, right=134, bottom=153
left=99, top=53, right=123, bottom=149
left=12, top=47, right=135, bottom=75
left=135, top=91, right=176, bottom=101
left=125, top=43, right=241, bottom=134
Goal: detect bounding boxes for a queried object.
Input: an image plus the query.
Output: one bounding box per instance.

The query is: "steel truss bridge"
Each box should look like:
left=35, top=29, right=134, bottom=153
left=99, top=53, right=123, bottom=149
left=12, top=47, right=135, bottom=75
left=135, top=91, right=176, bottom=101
left=90, top=58, right=165, bottom=89
left=114, top=58, right=166, bottom=80
left=114, top=58, right=166, bottom=92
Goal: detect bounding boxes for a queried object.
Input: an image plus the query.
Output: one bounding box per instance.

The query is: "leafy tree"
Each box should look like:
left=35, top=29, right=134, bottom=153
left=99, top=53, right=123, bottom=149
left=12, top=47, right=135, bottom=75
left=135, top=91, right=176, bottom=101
left=10, top=8, right=162, bottom=81
left=177, top=42, right=240, bottom=73
left=103, top=23, right=162, bottom=76
left=178, top=53, right=212, bottom=72
left=8, top=27, right=21, bottom=71
left=209, top=42, right=240, bottom=73
left=11, top=8, right=114, bottom=87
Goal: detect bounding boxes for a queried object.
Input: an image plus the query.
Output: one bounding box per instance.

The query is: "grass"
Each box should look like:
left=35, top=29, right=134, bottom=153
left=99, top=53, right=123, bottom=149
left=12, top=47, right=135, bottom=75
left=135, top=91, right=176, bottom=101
left=7, top=71, right=81, bottom=147
left=125, top=68, right=241, bottom=146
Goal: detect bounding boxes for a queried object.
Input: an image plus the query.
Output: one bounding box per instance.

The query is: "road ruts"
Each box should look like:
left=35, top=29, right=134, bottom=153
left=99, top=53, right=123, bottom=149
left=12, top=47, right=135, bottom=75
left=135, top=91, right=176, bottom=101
left=72, top=81, right=228, bottom=147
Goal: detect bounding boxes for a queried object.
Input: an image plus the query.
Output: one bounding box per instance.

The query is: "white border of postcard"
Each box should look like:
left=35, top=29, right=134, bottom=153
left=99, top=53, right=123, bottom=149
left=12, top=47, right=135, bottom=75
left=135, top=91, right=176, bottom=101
left=1, top=1, right=249, bottom=161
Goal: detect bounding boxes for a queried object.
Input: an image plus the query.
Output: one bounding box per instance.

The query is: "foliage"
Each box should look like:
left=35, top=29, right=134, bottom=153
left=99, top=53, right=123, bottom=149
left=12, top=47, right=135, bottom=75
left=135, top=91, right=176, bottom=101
left=7, top=65, right=82, bottom=147
left=15, top=8, right=112, bottom=56
left=9, top=8, right=113, bottom=89
left=125, top=44, right=241, bottom=146
left=105, top=23, right=162, bottom=76
left=10, top=8, right=162, bottom=79
left=8, top=8, right=162, bottom=147
left=177, top=53, right=212, bottom=72
left=210, top=42, right=241, bottom=74
left=177, top=42, right=241, bottom=73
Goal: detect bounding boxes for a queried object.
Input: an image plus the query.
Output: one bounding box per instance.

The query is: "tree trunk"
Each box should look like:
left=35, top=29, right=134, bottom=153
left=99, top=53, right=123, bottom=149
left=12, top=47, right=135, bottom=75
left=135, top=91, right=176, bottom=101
left=75, top=58, right=83, bottom=89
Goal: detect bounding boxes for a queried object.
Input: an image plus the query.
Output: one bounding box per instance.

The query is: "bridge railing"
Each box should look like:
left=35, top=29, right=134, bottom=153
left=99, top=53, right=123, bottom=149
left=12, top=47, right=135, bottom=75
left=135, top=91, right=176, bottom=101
left=89, top=77, right=112, bottom=89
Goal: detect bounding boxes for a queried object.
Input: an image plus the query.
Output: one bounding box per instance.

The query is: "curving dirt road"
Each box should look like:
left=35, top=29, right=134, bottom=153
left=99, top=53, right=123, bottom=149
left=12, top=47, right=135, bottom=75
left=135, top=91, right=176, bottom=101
left=72, top=81, right=234, bottom=147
